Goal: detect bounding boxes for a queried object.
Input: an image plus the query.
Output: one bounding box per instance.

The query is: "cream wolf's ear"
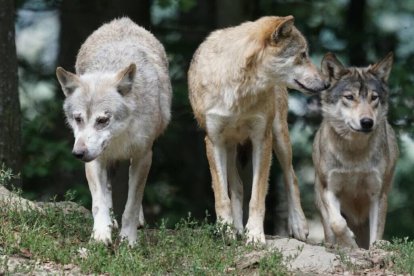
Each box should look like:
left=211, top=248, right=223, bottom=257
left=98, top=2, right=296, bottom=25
left=369, top=52, right=393, bottom=83
left=321, top=52, right=347, bottom=81
left=115, top=63, right=136, bottom=95
left=271, top=15, right=294, bottom=42
left=56, top=67, right=81, bottom=97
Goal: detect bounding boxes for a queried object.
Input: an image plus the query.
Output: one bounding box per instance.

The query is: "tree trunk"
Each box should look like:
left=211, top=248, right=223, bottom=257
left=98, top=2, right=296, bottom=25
left=0, top=0, right=21, bottom=186
left=346, top=0, right=367, bottom=66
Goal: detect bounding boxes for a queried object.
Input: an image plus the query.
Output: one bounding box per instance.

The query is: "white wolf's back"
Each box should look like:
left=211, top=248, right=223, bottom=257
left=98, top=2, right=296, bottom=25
left=75, top=17, right=171, bottom=132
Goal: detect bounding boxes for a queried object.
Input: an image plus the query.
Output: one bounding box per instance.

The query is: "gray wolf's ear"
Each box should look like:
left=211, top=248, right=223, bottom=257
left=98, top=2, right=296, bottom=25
left=56, top=67, right=80, bottom=97
left=321, top=52, right=346, bottom=81
left=115, top=63, right=136, bottom=96
left=369, top=52, right=393, bottom=83
left=272, top=15, right=294, bottom=42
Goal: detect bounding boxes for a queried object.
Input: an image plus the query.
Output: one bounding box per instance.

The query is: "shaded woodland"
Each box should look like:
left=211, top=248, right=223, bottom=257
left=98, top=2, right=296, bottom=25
left=1, top=0, right=414, bottom=239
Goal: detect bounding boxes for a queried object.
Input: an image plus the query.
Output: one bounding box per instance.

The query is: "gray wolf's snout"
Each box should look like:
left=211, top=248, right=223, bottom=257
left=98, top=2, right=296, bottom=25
left=360, top=117, right=374, bottom=131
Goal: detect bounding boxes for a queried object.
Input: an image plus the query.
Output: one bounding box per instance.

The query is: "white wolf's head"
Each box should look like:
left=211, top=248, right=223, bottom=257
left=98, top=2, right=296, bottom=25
left=56, top=64, right=136, bottom=162
left=320, top=52, right=393, bottom=137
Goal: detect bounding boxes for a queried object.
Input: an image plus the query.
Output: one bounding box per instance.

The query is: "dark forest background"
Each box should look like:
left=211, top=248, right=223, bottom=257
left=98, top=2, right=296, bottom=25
left=1, top=0, right=414, bottom=241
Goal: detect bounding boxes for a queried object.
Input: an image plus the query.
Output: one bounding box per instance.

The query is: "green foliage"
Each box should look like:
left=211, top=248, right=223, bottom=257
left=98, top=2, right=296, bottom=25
left=383, top=238, right=414, bottom=274
left=0, top=165, right=17, bottom=186
left=259, top=251, right=288, bottom=276
left=0, top=202, right=287, bottom=274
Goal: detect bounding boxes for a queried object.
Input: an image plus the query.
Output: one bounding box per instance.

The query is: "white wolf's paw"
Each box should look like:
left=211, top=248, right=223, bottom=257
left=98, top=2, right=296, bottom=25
left=119, top=227, right=138, bottom=246
left=288, top=209, right=309, bottom=241
left=91, top=227, right=112, bottom=245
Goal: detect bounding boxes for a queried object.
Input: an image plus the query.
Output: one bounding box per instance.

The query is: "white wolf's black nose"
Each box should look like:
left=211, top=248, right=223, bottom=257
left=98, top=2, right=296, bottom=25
left=72, top=149, right=86, bottom=160
left=360, top=118, right=374, bottom=130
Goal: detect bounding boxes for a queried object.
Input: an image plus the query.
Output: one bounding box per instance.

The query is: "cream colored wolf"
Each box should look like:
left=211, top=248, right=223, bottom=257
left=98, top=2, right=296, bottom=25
left=56, top=18, right=172, bottom=245
left=188, top=16, right=327, bottom=243
left=313, top=52, right=398, bottom=249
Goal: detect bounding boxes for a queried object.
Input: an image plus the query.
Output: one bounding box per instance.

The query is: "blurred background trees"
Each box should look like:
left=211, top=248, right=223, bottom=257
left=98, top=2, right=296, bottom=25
left=3, top=0, right=414, bottom=240
left=0, top=0, right=21, bottom=187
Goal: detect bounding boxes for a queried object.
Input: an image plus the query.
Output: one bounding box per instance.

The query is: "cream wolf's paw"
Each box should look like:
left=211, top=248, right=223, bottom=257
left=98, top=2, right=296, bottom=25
left=245, top=221, right=265, bottom=245
left=288, top=209, right=309, bottom=241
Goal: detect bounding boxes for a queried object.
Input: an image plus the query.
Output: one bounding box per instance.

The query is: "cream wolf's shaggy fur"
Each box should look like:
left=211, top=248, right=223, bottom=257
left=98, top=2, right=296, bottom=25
left=188, top=16, right=327, bottom=243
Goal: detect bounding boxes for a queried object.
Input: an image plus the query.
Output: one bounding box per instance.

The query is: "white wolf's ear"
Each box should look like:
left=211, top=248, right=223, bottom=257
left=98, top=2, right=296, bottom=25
left=321, top=53, right=347, bottom=81
left=271, top=15, right=294, bottom=42
left=115, top=63, right=136, bottom=96
left=56, top=67, right=80, bottom=97
left=369, top=52, right=393, bottom=83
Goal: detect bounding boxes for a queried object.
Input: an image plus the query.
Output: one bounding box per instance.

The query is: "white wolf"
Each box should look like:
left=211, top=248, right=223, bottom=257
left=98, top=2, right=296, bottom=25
left=56, top=17, right=172, bottom=245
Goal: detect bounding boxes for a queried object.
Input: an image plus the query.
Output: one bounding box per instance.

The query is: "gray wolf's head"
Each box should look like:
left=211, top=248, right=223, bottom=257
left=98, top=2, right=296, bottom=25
left=320, top=52, right=393, bottom=136
left=251, top=16, right=328, bottom=94
left=56, top=64, right=136, bottom=162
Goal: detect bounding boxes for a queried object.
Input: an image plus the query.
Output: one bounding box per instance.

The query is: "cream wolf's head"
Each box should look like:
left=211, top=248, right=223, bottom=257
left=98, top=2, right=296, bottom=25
left=320, top=52, right=393, bottom=136
left=56, top=64, right=136, bottom=162
left=251, top=16, right=327, bottom=94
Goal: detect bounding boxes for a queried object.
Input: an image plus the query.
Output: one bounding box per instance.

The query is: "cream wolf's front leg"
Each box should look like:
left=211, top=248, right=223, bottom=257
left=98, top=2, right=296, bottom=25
left=205, top=136, right=233, bottom=226
left=85, top=160, right=115, bottom=245
left=272, top=112, right=308, bottom=241
left=246, top=128, right=272, bottom=244
left=120, top=151, right=152, bottom=245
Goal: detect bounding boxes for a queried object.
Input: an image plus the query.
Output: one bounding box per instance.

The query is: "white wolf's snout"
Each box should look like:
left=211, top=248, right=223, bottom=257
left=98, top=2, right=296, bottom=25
left=72, top=132, right=109, bottom=162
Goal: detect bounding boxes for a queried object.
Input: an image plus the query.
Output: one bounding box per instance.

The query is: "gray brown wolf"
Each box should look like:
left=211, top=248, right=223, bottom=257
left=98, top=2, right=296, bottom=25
left=313, top=52, right=398, bottom=249
left=56, top=17, right=172, bottom=245
left=188, top=16, right=327, bottom=243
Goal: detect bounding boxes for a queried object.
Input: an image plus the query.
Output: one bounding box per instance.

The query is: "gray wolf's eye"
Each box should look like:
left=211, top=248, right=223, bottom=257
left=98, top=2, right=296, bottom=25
left=344, top=95, right=354, bottom=101
left=96, top=117, right=109, bottom=125
left=372, top=94, right=379, bottom=101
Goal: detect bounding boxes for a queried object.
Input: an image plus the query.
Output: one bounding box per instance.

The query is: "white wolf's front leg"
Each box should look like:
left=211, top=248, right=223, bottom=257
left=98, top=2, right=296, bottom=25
left=246, top=127, right=272, bottom=244
left=120, top=151, right=152, bottom=245
left=85, top=160, right=114, bottom=245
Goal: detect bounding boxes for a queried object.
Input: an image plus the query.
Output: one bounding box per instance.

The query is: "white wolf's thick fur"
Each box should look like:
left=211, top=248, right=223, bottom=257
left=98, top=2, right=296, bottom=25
left=56, top=18, right=172, bottom=245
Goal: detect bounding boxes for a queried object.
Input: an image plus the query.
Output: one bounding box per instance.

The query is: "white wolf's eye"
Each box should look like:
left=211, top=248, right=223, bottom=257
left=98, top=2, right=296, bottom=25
left=96, top=117, right=109, bottom=125
left=74, top=115, right=83, bottom=124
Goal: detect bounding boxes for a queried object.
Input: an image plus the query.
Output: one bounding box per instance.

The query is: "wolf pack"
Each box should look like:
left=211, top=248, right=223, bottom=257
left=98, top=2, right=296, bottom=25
left=56, top=16, right=398, bottom=250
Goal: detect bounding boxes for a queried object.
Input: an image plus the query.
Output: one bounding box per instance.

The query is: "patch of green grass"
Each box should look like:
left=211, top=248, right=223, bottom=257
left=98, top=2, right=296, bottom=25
left=0, top=194, right=288, bottom=275
left=259, top=251, right=288, bottom=275
left=384, top=238, right=414, bottom=275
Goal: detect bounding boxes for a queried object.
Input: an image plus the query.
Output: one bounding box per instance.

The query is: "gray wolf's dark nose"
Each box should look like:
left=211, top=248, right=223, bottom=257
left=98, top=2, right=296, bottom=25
left=360, top=118, right=373, bottom=130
